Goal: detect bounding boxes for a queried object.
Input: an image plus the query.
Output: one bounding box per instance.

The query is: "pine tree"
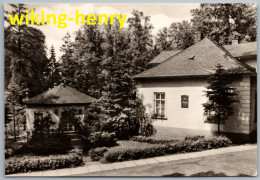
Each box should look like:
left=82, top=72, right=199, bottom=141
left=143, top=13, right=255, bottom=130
left=44, top=45, right=61, bottom=88
left=203, top=64, right=238, bottom=135
left=59, top=32, right=76, bottom=85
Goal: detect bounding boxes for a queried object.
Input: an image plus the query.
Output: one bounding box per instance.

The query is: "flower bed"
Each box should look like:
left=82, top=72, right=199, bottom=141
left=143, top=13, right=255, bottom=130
left=5, top=149, right=83, bottom=175
left=101, top=136, right=232, bottom=163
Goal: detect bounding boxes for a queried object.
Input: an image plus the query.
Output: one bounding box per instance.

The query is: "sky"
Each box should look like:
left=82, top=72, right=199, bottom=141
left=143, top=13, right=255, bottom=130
left=5, top=3, right=200, bottom=59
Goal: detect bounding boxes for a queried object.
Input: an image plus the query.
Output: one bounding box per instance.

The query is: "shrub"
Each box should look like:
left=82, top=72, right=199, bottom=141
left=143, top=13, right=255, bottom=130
left=184, top=135, right=205, bottom=141
left=102, top=136, right=232, bottom=163
left=22, top=133, right=72, bottom=155
left=5, top=149, right=83, bottom=175
left=5, top=148, right=15, bottom=159
left=130, top=136, right=178, bottom=144
left=88, top=132, right=117, bottom=148
left=89, top=147, right=108, bottom=161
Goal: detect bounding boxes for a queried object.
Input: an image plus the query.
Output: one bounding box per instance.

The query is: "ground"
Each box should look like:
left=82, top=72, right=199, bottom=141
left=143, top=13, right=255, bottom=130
left=78, top=148, right=257, bottom=176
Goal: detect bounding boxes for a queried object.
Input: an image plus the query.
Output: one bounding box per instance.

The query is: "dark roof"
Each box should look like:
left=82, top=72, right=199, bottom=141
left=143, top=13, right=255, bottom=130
left=223, top=41, right=257, bottom=58
left=148, top=50, right=182, bottom=65
left=134, top=38, right=255, bottom=79
left=25, top=84, right=97, bottom=105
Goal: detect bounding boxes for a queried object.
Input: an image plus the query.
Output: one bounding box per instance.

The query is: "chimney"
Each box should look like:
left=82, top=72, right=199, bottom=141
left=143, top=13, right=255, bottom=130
left=22, top=91, right=29, bottom=103
left=232, top=39, right=239, bottom=45
left=194, top=31, right=202, bottom=43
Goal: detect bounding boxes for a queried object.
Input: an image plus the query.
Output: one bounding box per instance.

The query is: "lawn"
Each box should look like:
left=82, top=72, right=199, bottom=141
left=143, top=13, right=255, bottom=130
left=153, top=126, right=212, bottom=141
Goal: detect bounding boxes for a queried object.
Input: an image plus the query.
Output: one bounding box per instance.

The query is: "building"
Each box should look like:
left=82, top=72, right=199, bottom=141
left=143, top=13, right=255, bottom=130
left=134, top=38, right=257, bottom=142
left=24, top=83, right=96, bottom=137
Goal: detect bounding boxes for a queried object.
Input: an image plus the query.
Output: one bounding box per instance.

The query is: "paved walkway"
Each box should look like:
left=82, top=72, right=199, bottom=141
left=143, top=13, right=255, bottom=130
left=6, top=144, right=257, bottom=177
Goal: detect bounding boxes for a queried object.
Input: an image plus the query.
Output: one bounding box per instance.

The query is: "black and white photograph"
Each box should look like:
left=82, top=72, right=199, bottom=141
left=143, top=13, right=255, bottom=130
left=4, top=3, right=257, bottom=177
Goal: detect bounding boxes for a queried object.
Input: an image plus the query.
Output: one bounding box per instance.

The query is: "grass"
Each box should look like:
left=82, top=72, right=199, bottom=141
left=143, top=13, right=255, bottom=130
left=153, top=126, right=212, bottom=141
left=108, top=140, right=158, bottom=152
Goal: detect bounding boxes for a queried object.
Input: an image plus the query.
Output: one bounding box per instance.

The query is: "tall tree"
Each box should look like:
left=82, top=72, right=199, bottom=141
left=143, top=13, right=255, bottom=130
left=85, top=11, right=157, bottom=139
left=127, top=10, right=154, bottom=72
left=4, top=4, right=49, bottom=97
left=72, top=20, right=104, bottom=98
left=59, top=32, right=76, bottom=85
left=191, top=3, right=257, bottom=44
left=203, top=64, right=238, bottom=135
left=44, top=45, right=61, bottom=88
left=155, top=21, right=195, bottom=51
left=155, top=27, right=172, bottom=51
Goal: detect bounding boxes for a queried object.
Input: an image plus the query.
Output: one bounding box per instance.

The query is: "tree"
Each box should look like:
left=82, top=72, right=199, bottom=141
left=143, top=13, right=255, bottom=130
left=72, top=20, right=105, bottom=98
left=203, top=64, right=238, bottom=135
left=44, top=45, right=61, bottom=88
left=127, top=10, right=154, bottom=72
left=59, top=32, right=76, bottom=85
left=5, top=4, right=49, bottom=97
left=191, top=3, right=257, bottom=44
left=85, top=11, right=156, bottom=139
left=155, top=21, right=195, bottom=51
left=5, top=80, right=26, bottom=140
left=168, top=21, right=195, bottom=50
left=155, top=27, right=172, bottom=51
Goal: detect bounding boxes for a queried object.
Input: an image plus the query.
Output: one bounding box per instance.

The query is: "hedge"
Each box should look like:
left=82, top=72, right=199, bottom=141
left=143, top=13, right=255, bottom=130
left=89, top=147, right=108, bottom=161
left=5, top=149, right=83, bottom=175
left=102, top=136, right=232, bottom=163
left=130, top=136, right=179, bottom=144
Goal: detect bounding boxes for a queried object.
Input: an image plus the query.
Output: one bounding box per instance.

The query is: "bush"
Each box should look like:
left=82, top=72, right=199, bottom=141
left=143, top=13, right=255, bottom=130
left=130, top=136, right=178, bottom=144
left=5, top=148, right=15, bottom=159
left=89, top=147, right=108, bottom=161
left=102, top=136, right=232, bottom=163
left=22, top=133, right=72, bottom=155
left=184, top=135, right=205, bottom=141
left=88, top=132, right=117, bottom=148
left=5, top=149, right=83, bottom=175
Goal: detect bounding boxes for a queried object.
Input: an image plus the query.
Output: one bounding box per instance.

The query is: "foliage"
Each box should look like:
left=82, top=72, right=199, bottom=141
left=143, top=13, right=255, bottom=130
left=155, top=21, right=195, bottom=51
left=23, top=133, right=72, bottom=155
left=5, top=81, right=26, bottom=139
left=191, top=3, right=257, bottom=44
left=71, top=21, right=105, bottom=98
left=184, top=135, right=205, bottom=141
left=89, top=147, right=108, bottom=161
left=102, top=136, right=232, bottom=163
left=88, top=132, right=117, bottom=148
left=130, top=136, right=179, bottom=144
left=5, top=148, right=83, bottom=175
left=203, top=64, right=238, bottom=134
left=5, top=4, right=49, bottom=97
left=44, top=45, right=61, bottom=88
left=82, top=10, right=157, bottom=139
left=33, top=112, right=55, bottom=134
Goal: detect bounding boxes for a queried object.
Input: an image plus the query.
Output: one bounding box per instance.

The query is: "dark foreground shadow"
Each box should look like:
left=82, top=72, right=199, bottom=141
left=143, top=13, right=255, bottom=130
left=163, top=171, right=251, bottom=177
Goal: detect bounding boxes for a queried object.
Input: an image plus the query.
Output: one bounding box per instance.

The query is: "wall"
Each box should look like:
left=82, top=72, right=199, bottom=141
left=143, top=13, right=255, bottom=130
left=136, top=74, right=255, bottom=135
left=25, top=105, right=86, bottom=133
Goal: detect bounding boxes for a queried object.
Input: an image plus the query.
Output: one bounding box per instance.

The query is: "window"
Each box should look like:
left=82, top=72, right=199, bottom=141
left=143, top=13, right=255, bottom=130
left=64, top=123, right=74, bottom=131
left=54, top=109, right=59, bottom=115
left=34, top=112, right=43, bottom=121
left=78, top=109, right=83, bottom=115
left=154, top=92, right=166, bottom=118
left=181, top=95, right=189, bottom=108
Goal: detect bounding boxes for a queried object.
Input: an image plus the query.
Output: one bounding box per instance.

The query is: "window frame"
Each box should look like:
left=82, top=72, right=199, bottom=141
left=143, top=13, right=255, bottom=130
left=181, top=95, right=189, bottom=108
left=153, top=92, right=167, bottom=120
